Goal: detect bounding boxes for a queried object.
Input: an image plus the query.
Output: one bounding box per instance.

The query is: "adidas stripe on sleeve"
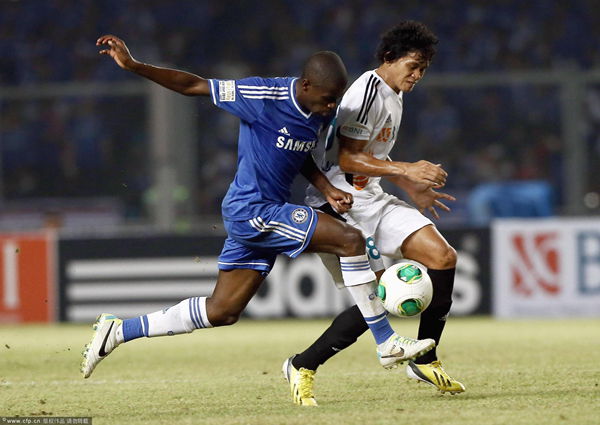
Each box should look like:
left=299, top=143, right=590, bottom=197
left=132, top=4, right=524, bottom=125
left=209, top=77, right=290, bottom=123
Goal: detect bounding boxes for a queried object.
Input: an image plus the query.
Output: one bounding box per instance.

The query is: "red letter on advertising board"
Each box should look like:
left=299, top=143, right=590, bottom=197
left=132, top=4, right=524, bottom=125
left=0, top=232, right=55, bottom=323
left=511, top=232, right=560, bottom=296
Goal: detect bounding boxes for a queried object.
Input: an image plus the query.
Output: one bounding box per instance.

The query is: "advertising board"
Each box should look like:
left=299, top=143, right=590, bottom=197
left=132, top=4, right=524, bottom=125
left=493, top=219, right=600, bottom=317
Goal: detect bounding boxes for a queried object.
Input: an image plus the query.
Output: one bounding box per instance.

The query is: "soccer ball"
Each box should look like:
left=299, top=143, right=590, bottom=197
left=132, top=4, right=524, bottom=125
left=377, top=260, right=433, bottom=318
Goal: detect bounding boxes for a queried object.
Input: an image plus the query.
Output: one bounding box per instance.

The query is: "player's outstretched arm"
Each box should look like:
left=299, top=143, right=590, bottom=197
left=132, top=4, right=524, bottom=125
left=301, top=155, right=353, bottom=213
left=338, top=135, right=447, bottom=187
left=96, top=34, right=209, bottom=96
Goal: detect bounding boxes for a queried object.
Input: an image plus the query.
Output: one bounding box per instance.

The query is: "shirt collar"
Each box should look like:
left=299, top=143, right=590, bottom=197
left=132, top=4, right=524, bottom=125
left=290, top=78, right=312, bottom=119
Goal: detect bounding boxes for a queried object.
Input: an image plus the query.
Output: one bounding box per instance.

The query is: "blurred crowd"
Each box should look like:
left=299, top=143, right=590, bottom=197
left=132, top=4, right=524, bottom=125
left=1, top=0, right=598, bottom=221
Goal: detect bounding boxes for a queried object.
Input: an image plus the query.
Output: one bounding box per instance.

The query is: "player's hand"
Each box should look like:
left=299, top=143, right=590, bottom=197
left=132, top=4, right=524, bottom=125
left=408, top=185, right=455, bottom=220
left=403, top=161, right=447, bottom=188
left=96, top=35, right=137, bottom=70
left=324, top=187, right=353, bottom=214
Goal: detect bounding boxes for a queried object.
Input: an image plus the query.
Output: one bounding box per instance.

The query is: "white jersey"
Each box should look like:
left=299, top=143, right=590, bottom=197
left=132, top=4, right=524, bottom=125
left=306, top=70, right=403, bottom=207
left=306, top=71, right=432, bottom=283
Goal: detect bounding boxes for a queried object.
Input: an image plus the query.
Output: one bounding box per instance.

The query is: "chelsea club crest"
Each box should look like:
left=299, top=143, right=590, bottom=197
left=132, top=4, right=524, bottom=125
left=291, top=208, right=308, bottom=224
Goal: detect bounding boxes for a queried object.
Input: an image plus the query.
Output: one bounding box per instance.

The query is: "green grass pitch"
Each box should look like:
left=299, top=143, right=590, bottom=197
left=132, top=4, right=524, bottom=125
left=1, top=317, right=599, bottom=425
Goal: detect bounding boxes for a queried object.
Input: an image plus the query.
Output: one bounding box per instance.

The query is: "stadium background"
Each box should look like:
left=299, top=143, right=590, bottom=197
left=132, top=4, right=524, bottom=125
left=0, top=0, right=599, bottom=323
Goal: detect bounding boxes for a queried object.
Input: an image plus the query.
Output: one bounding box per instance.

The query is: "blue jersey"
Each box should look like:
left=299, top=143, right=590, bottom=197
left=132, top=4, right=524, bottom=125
left=208, top=77, right=328, bottom=221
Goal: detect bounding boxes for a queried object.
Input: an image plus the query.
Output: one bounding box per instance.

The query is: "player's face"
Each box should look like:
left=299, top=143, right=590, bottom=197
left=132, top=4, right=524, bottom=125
left=299, top=81, right=346, bottom=117
left=387, top=51, right=430, bottom=93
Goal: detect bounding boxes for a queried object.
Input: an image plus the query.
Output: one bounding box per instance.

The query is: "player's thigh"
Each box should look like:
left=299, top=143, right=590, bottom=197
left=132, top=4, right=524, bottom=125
left=374, top=198, right=432, bottom=257
left=307, top=211, right=364, bottom=257
left=401, top=225, right=457, bottom=269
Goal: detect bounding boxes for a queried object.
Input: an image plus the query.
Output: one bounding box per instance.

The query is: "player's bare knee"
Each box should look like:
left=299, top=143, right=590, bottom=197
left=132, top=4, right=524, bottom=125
left=339, top=227, right=365, bottom=257
left=429, top=244, right=457, bottom=269
left=209, top=310, right=241, bottom=327
left=206, top=299, right=242, bottom=326
left=441, top=245, right=458, bottom=269
left=220, top=313, right=241, bottom=326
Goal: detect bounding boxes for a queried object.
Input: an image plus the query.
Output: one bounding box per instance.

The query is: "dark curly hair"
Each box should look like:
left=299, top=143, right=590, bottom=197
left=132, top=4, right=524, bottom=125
left=375, top=21, right=438, bottom=64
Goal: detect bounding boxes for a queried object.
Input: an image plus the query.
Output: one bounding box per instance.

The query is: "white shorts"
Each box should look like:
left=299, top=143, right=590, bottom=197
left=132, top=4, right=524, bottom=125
left=319, top=191, right=432, bottom=287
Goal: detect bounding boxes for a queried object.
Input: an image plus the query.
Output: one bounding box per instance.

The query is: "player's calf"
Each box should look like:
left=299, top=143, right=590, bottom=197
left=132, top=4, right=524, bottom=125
left=205, top=299, right=243, bottom=326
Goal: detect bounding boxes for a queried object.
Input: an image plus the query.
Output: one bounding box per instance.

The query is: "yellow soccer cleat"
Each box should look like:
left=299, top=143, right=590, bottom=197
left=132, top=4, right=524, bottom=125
left=282, top=356, right=318, bottom=406
left=406, top=360, right=465, bottom=394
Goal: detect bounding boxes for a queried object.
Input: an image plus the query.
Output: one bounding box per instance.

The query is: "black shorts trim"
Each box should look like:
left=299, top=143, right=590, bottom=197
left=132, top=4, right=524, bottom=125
left=317, top=203, right=346, bottom=222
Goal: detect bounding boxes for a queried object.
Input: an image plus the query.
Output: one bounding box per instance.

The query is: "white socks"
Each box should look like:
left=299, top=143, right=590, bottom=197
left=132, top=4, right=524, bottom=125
left=340, top=254, right=394, bottom=344
left=120, top=297, right=212, bottom=342
left=147, top=297, right=212, bottom=337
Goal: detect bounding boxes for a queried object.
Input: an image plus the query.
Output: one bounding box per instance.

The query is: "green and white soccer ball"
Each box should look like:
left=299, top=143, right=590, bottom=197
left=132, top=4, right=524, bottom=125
left=377, top=260, right=433, bottom=318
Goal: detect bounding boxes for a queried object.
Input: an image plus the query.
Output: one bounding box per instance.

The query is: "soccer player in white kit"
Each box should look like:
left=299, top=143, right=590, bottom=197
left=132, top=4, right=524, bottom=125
left=283, top=21, right=465, bottom=406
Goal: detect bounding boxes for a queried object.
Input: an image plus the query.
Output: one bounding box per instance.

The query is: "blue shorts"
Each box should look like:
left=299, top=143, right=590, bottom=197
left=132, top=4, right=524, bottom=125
left=218, top=203, right=318, bottom=274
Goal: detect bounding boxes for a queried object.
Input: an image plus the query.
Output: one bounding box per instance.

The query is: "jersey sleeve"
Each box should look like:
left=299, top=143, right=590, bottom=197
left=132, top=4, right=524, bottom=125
left=208, top=76, right=267, bottom=123
left=336, top=78, right=384, bottom=141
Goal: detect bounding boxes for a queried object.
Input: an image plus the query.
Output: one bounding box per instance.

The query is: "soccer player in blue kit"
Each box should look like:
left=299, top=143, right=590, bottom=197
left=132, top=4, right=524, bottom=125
left=81, top=35, right=445, bottom=382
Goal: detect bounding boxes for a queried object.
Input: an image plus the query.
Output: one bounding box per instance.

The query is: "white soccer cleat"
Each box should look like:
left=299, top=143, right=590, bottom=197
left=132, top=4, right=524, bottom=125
left=377, top=333, right=435, bottom=369
left=80, top=313, right=122, bottom=378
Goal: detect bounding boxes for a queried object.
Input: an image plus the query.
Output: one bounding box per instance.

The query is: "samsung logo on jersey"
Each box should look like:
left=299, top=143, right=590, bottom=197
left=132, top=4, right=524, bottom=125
left=276, top=136, right=316, bottom=152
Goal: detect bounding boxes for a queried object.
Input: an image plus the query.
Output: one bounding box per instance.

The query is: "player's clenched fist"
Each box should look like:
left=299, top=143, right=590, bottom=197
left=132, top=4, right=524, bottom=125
left=96, top=35, right=137, bottom=71
left=324, top=186, right=353, bottom=214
